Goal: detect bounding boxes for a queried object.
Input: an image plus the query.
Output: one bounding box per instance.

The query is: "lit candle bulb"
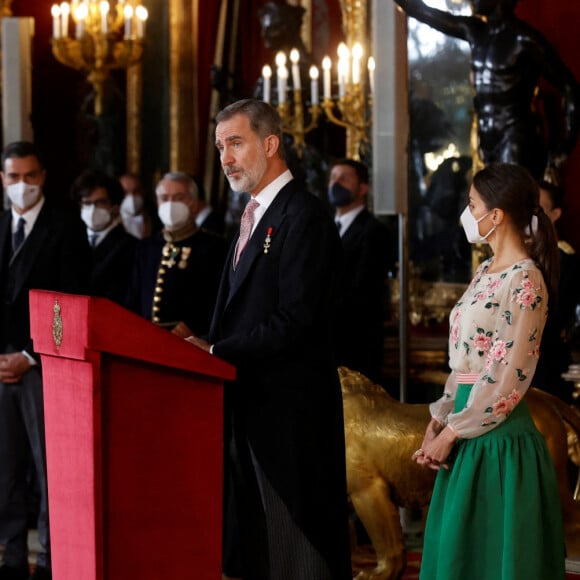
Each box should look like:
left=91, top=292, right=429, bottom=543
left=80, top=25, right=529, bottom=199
left=275, top=52, right=287, bottom=105
left=322, top=56, right=331, bottom=100
left=136, top=5, right=148, bottom=38
left=60, top=2, right=70, bottom=38
left=278, top=67, right=288, bottom=105
left=262, top=65, right=272, bottom=104
left=352, top=42, right=363, bottom=85
left=100, top=1, right=109, bottom=34
left=337, top=42, right=350, bottom=93
left=309, top=65, right=319, bottom=105
left=123, top=4, right=133, bottom=38
left=51, top=4, right=61, bottom=39
left=290, top=48, right=301, bottom=91
left=367, top=56, right=375, bottom=97
left=75, top=3, right=87, bottom=39
left=338, top=59, right=348, bottom=98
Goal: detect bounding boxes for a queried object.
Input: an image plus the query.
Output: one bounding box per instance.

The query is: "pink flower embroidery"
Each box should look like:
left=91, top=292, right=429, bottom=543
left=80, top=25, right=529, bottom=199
left=492, top=389, right=522, bottom=417
left=514, top=277, right=540, bottom=309
left=488, top=278, right=503, bottom=293
left=488, top=340, right=508, bottom=362
left=450, top=309, right=461, bottom=346
left=472, top=332, right=492, bottom=354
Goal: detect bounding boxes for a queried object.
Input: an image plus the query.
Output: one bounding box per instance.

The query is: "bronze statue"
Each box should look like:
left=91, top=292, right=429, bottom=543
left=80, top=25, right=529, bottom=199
left=393, top=0, right=580, bottom=179
left=340, top=366, right=580, bottom=580
left=258, top=0, right=311, bottom=63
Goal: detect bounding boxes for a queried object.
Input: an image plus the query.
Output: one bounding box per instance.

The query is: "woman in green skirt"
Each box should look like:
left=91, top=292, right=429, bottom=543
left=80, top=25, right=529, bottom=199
left=412, top=163, right=566, bottom=580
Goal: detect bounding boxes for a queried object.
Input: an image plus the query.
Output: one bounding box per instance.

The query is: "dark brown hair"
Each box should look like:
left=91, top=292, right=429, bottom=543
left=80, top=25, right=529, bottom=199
left=472, top=163, right=559, bottom=299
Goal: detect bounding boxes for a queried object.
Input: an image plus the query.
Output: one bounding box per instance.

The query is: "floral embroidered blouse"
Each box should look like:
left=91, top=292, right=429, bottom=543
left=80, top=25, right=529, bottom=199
left=430, top=258, right=547, bottom=439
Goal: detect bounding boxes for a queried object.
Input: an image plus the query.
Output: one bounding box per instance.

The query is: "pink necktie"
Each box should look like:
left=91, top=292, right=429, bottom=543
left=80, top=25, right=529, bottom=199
left=234, top=199, right=260, bottom=267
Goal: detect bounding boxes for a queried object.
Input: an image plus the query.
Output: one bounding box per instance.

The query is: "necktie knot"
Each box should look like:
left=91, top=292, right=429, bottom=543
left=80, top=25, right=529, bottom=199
left=234, top=199, right=260, bottom=268
left=335, top=219, right=342, bottom=233
left=12, top=216, right=26, bottom=252
left=89, top=233, right=99, bottom=247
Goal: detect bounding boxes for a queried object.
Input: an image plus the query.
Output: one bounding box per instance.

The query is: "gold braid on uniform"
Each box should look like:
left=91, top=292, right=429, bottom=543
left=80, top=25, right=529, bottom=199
left=151, top=223, right=198, bottom=323
left=558, top=240, right=576, bottom=255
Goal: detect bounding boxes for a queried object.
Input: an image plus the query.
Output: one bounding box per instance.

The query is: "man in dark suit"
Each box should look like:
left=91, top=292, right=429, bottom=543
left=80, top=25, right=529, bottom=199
left=0, top=141, right=90, bottom=580
left=71, top=170, right=136, bottom=305
left=192, top=176, right=225, bottom=236
left=329, top=159, right=396, bottom=384
left=533, top=180, right=580, bottom=401
left=187, top=99, right=352, bottom=580
left=125, top=171, right=226, bottom=338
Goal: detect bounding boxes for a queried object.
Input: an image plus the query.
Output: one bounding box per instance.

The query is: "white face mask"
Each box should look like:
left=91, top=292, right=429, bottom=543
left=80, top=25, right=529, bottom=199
left=6, top=182, right=41, bottom=211
left=460, top=206, right=496, bottom=244
left=158, top=201, right=190, bottom=231
left=81, top=204, right=113, bottom=232
left=120, top=194, right=144, bottom=216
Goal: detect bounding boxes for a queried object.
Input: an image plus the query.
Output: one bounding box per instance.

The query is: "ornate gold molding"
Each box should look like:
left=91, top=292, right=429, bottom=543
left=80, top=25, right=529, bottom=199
left=2, top=1, right=12, bottom=18
left=339, top=0, right=367, bottom=47
left=169, top=0, right=197, bottom=172
left=126, top=63, right=142, bottom=174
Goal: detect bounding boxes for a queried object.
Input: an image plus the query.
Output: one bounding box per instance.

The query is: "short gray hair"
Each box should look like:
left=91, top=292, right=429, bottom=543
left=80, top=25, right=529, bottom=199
left=155, top=172, right=199, bottom=199
left=215, top=98, right=286, bottom=161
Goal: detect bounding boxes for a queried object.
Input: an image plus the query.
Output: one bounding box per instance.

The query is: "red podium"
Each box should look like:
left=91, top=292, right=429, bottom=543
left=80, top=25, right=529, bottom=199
left=29, top=290, right=235, bottom=580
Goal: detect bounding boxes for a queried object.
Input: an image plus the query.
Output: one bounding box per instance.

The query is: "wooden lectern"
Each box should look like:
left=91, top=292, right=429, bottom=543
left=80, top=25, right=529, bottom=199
left=29, top=290, right=235, bottom=580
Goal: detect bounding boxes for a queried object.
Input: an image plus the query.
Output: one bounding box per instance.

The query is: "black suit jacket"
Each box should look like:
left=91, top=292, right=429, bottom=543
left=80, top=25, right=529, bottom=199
left=209, top=180, right=351, bottom=578
left=335, top=208, right=394, bottom=382
left=199, top=208, right=225, bottom=236
left=89, top=223, right=137, bottom=304
left=0, top=203, right=91, bottom=357
left=125, top=228, right=226, bottom=337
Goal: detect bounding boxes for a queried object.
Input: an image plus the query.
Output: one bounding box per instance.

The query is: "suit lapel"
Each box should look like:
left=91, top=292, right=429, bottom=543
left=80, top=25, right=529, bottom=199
left=342, top=208, right=369, bottom=243
left=8, top=205, right=51, bottom=301
left=0, top=211, right=11, bottom=281
left=225, top=182, right=293, bottom=308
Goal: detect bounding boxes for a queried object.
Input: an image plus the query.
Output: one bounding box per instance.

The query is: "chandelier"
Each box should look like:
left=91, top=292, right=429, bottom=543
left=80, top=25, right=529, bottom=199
left=50, top=1, right=148, bottom=116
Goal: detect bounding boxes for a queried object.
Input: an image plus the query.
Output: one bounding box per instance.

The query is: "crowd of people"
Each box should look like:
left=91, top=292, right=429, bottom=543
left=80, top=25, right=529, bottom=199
left=0, top=96, right=578, bottom=579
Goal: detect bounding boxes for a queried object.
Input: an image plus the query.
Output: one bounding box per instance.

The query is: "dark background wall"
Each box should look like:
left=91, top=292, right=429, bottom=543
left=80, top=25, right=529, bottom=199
left=6, top=0, right=580, bottom=249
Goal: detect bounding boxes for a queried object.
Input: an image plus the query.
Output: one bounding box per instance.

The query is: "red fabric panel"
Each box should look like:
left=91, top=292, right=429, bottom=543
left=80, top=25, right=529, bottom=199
left=102, top=355, right=223, bottom=579
left=32, top=291, right=225, bottom=580
left=42, top=357, right=103, bottom=580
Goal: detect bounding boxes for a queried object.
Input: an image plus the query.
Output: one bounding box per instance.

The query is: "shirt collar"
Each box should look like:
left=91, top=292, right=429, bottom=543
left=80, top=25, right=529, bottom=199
left=335, top=204, right=365, bottom=236
left=87, top=216, right=122, bottom=246
left=253, top=169, right=293, bottom=211
left=11, top=196, right=45, bottom=234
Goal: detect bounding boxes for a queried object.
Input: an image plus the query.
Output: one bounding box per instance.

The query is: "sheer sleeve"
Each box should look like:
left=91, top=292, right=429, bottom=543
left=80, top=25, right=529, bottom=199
left=429, top=370, right=458, bottom=424
left=446, top=268, right=547, bottom=439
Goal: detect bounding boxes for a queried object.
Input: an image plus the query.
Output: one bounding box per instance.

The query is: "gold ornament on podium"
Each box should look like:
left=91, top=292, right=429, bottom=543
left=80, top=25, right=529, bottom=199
left=52, top=298, right=63, bottom=350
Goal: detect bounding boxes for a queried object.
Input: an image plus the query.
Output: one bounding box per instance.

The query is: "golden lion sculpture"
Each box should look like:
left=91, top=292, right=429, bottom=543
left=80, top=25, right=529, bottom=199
left=340, top=366, right=580, bottom=580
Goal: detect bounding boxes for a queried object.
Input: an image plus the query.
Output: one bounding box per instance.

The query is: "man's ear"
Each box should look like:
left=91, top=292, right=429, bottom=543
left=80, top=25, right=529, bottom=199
left=551, top=207, right=562, bottom=223
left=264, top=135, right=280, bottom=158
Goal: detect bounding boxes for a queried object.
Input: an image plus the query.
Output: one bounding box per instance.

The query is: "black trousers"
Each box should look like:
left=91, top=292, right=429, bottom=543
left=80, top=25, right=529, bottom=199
left=223, top=427, right=334, bottom=580
left=0, top=363, right=50, bottom=569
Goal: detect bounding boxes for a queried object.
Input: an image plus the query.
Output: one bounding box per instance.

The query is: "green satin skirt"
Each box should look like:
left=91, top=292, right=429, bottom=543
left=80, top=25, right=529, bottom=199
left=419, top=384, right=566, bottom=580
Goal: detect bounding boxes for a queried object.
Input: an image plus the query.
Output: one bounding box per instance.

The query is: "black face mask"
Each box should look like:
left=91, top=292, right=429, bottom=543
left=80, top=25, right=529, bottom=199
left=328, top=182, right=353, bottom=207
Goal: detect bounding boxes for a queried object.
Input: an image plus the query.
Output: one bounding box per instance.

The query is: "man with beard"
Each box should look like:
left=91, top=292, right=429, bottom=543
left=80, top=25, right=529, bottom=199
left=187, top=99, right=352, bottom=580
